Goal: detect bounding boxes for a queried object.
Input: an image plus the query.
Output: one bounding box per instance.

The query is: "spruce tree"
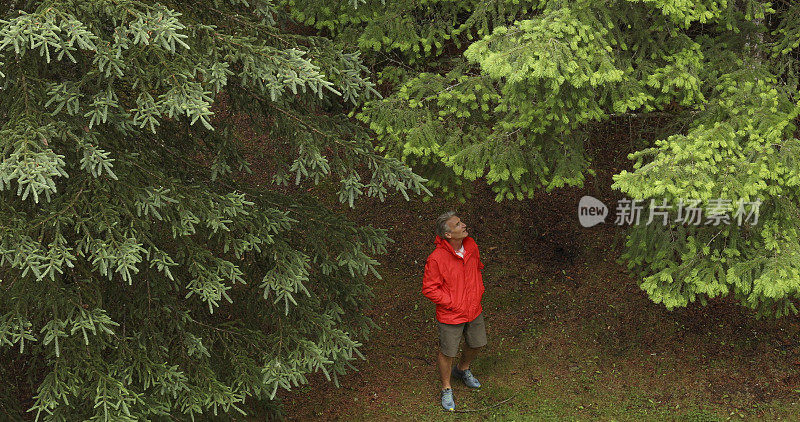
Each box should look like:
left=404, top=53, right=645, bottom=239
left=0, top=0, right=428, bottom=419
left=303, top=0, right=800, bottom=316
left=611, top=0, right=800, bottom=317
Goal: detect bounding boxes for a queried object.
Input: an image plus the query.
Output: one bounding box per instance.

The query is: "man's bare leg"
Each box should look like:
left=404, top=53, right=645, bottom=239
left=438, top=351, right=454, bottom=389
left=457, top=345, right=481, bottom=371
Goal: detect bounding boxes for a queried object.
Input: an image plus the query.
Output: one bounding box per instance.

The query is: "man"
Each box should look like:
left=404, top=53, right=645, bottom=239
left=422, top=211, right=487, bottom=411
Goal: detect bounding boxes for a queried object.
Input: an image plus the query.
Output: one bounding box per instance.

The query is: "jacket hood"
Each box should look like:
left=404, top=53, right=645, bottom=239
left=434, top=235, right=474, bottom=257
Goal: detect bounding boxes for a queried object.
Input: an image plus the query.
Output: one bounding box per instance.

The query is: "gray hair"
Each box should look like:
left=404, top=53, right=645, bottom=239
left=435, top=211, right=457, bottom=238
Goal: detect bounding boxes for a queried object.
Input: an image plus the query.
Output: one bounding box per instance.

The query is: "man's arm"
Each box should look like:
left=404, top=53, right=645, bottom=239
left=422, top=257, right=453, bottom=308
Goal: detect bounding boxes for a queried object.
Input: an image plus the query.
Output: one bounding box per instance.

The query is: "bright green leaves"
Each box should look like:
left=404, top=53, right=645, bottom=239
left=773, top=2, right=800, bottom=56
left=467, top=5, right=621, bottom=133
left=337, top=173, right=365, bottom=207
left=135, top=187, right=179, bottom=220
left=289, top=143, right=331, bottom=186
left=280, top=0, right=541, bottom=63
left=131, top=80, right=214, bottom=133
left=0, top=9, right=97, bottom=62
left=260, top=246, right=312, bottom=315
left=0, top=149, right=67, bottom=203
left=0, top=314, right=36, bottom=353
left=365, top=5, right=617, bottom=199
left=185, top=251, right=243, bottom=314
left=45, top=82, right=83, bottom=116
left=631, top=221, right=800, bottom=318
left=613, top=60, right=800, bottom=316
left=79, top=140, right=118, bottom=180
left=131, top=92, right=161, bottom=133
left=613, top=68, right=798, bottom=204
left=84, top=88, right=120, bottom=129
left=466, top=8, right=622, bottom=88
left=128, top=6, right=190, bottom=52
left=160, top=81, right=215, bottom=130
left=643, top=41, right=706, bottom=107
left=627, top=0, right=728, bottom=28
left=92, top=39, right=127, bottom=78
left=621, top=222, right=745, bottom=311
left=0, top=121, right=68, bottom=204
left=41, top=308, right=119, bottom=358
left=84, top=236, right=146, bottom=285
left=227, top=41, right=339, bottom=102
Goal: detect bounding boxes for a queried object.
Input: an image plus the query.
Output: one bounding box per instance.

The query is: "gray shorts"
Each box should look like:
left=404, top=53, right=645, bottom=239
left=438, top=313, right=487, bottom=357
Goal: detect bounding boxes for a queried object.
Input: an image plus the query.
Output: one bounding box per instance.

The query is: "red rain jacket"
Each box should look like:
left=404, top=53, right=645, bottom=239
left=422, top=235, right=485, bottom=324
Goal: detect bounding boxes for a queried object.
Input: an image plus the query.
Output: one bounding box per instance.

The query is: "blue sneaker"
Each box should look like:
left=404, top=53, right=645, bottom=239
left=452, top=367, right=481, bottom=388
left=440, top=388, right=455, bottom=411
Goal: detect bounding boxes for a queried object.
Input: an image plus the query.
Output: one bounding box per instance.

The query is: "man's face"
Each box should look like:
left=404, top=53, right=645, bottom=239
left=445, top=216, right=468, bottom=241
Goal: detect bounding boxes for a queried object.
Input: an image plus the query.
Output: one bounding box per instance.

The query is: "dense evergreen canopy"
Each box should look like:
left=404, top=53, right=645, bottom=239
left=0, top=0, right=428, bottom=419
left=2, top=0, right=800, bottom=419
left=332, top=0, right=800, bottom=317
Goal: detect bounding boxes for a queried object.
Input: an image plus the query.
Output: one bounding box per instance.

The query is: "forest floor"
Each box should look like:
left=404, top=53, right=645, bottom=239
left=274, top=129, right=800, bottom=421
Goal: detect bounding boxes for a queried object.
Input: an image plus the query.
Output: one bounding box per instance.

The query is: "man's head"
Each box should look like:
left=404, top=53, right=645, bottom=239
left=435, top=211, right=468, bottom=241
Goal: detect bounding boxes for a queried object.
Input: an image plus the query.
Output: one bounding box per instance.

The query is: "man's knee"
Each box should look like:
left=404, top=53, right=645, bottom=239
left=439, top=349, right=458, bottom=360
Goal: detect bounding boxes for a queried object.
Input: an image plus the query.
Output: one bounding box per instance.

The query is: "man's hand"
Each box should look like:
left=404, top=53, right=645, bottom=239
left=445, top=299, right=464, bottom=315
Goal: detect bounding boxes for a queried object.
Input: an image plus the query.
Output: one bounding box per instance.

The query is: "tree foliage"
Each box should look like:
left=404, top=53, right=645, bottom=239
left=307, top=0, right=800, bottom=316
left=0, top=0, right=429, bottom=419
left=4, top=0, right=800, bottom=418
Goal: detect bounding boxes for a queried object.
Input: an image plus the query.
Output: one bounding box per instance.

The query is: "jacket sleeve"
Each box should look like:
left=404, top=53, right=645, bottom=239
left=422, top=257, right=453, bottom=308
